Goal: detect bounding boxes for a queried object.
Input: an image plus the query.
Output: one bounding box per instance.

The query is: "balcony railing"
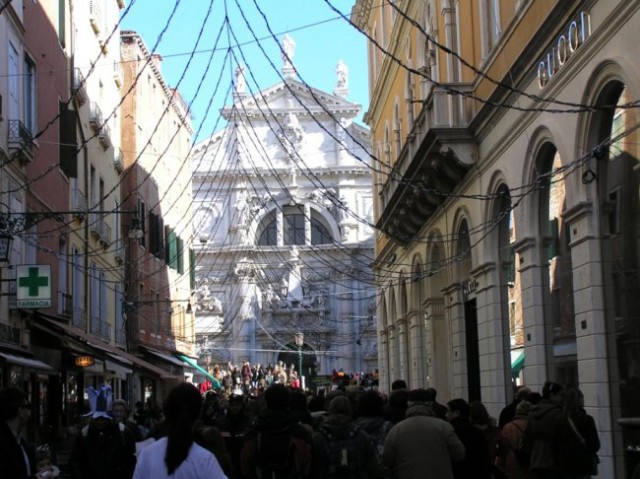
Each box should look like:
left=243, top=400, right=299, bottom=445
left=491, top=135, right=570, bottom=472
left=98, top=123, right=111, bottom=150
left=72, top=307, right=87, bottom=330
left=72, top=68, right=88, bottom=105
left=89, top=102, right=103, bottom=131
left=90, top=317, right=111, bottom=341
left=7, top=120, right=35, bottom=163
left=71, top=189, right=87, bottom=220
left=59, top=291, right=73, bottom=317
left=114, top=148, right=124, bottom=173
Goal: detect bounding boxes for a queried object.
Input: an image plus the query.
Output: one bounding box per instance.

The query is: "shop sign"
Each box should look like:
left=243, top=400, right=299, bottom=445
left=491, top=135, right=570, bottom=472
left=16, top=265, right=51, bottom=308
left=538, top=11, right=591, bottom=89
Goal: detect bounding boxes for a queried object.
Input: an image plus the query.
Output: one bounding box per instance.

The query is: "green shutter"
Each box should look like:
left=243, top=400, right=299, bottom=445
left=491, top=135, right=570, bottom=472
left=189, top=249, right=195, bottom=290
left=177, top=237, right=184, bottom=274
left=166, top=228, right=177, bottom=269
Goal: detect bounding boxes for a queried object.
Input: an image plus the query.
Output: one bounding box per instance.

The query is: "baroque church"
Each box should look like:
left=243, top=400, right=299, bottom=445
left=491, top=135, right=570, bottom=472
left=190, top=36, right=376, bottom=383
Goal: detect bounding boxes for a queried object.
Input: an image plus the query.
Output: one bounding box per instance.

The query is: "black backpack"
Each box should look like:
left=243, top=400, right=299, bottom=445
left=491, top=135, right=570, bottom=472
left=256, top=425, right=297, bottom=479
left=317, top=424, right=361, bottom=479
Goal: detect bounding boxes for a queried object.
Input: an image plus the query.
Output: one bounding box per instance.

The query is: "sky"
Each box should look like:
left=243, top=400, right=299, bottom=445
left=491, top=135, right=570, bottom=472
left=119, top=0, right=370, bottom=142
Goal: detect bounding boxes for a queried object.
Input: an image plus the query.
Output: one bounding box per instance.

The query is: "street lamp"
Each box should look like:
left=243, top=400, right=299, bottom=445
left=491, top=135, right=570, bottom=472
left=294, top=332, right=304, bottom=388
left=0, top=235, right=13, bottom=263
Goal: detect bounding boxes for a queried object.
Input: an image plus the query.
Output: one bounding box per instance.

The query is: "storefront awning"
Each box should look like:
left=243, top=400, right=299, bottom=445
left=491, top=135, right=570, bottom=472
left=142, top=347, right=188, bottom=367
left=178, top=355, right=221, bottom=389
left=33, top=315, right=180, bottom=380
left=0, top=351, right=52, bottom=371
left=511, top=351, right=525, bottom=377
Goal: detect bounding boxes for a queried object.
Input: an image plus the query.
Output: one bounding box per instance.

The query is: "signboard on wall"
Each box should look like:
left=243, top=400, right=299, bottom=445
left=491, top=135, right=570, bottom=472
left=16, top=265, right=51, bottom=308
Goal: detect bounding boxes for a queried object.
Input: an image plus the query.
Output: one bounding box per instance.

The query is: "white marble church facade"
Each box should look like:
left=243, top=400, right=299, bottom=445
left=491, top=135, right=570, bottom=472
left=191, top=37, right=376, bottom=381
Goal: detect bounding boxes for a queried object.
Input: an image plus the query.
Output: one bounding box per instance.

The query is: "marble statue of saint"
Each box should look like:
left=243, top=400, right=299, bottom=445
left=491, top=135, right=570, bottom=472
left=336, top=60, right=349, bottom=89
left=282, top=34, right=296, bottom=69
left=234, top=64, right=246, bottom=95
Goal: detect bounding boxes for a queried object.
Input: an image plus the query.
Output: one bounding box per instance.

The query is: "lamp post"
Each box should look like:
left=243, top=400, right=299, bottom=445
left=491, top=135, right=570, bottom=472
left=294, top=332, right=304, bottom=389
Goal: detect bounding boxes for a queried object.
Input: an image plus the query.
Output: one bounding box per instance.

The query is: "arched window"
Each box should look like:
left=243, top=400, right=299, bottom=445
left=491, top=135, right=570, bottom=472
left=258, top=205, right=334, bottom=246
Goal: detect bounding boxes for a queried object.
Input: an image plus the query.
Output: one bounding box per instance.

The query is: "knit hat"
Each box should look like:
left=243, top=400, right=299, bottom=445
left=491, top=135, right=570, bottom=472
left=515, top=399, right=531, bottom=417
left=85, top=385, right=113, bottom=419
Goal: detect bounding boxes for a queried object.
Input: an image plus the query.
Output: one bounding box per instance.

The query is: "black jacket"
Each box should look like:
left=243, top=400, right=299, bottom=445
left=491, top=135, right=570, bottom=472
left=0, top=422, right=35, bottom=479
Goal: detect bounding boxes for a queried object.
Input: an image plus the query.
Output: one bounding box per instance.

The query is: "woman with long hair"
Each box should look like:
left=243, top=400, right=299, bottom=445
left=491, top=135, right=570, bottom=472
left=133, top=383, right=227, bottom=478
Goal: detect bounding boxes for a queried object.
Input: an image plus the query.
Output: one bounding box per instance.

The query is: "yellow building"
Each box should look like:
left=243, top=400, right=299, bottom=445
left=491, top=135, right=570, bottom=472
left=354, top=1, right=640, bottom=476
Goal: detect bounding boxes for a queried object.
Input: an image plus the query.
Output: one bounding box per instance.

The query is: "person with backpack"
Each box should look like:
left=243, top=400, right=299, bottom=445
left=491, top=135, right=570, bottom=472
left=352, top=389, right=393, bottom=464
left=553, top=387, right=600, bottom=478
left=522, top=381, right=565, bottom=479
left=240, top=383, right=312, bottom=479
left=447, top=398, right=492, bottom=479
left=496, top=400, right=535, bottom=479
left=311, top=395, right=380, bottom=479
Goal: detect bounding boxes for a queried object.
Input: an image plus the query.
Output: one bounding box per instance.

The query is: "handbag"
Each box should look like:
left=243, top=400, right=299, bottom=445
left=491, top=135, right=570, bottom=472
left=567, top=416, right=600, bottom=475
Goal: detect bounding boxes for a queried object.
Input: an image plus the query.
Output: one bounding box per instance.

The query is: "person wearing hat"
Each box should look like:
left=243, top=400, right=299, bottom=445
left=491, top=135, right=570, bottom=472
left=67, top=385, right=136, bottom=479
left=0, top=387, right=36, bottom=479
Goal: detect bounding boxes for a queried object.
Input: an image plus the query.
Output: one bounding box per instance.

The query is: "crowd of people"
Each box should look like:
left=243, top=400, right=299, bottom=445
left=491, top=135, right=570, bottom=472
left=198, top=360, right=379, bottom=397
left=0, top=378, right=609, bottom=478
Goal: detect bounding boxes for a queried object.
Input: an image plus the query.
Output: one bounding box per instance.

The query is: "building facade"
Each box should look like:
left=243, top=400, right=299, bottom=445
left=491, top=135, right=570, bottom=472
left=120, top=30, right=196, bottom=401
left=353, top=0, right=639, bottom=476
left=191, top=38, right=376, bottom=384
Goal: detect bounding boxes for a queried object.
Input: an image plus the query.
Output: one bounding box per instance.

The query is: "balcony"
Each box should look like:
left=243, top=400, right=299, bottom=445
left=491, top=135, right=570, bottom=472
left=72, top=68, right=88, bottom=106
left=376, top=85, right=478, bottom=244
left=7, top=119, right=35, bottom=164
left=72, top=307, right=87, bottom=330
left=71, top=189, right=87, bottom=221
left=99, top=221, right=111, bottom=247
left=89, top=102, right=103, bottom=132
left=90, top=317, right=111, bottom=341
left=59, top=291, right=73, bottom=317
left=97, top=123, right=111, bottom=150
left=114, top=148, right=124, bottom=173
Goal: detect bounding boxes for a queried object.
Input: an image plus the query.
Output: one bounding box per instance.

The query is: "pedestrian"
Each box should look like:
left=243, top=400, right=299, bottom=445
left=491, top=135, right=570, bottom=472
left=132, top=382, right=227, bottom=479
left=496, top=400, right=535, bottom=479
left=447, top=398, right=491, bottom=479
left=68, top=385, right=136, bottom=479
left=240, top=383, right=312, bottom=478
left=554, top=387, right=600, bottom=478
left=523, top=381, right=565, bottom=479
left=311, top=395, right=380, bottom=479
left=214, top=393, right=254, bottom=477
left=499, top=386, right=531, bottom=429
left=352, top=389, right=393, bottom=463
left=0, top=387, right=36, bottom=478
left=425, top=387, right=449, bottom=420
left=470, top=400, right=503, bottom=479
left=383, top=388, right=465, bottom=479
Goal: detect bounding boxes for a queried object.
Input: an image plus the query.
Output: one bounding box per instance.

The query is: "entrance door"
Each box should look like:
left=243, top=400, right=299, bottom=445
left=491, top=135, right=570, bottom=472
left=465, top=299, right=481, bottom=402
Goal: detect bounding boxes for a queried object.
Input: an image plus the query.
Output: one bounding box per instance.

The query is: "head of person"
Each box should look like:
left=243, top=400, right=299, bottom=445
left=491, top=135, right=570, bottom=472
left=112, top=399, right=128, bottom=423
left=163, top=383, right=203, bottom=474
left=515, top=400, right=531, bottom=418
left=85, top=385, right=114, bottom=430
left=0, top=387, right=30, bottom=425
left=542, top=381, right=564, bottom=404
left=515, top=386, right=531, bottom=402
left=447, top=398, right=470, bottom=421
left=328, top=395, right=352, bottom=417
left=227, top=393, right=245, bottom=415
left=424, top=387, right=438, bottom=402
left=391, top=379, right=407, bottom=391
left=469, top=401, right=492, bottom=426
left=357, top=389, right=384, bottom=417
left=264, top=383, right=290, bottom=411
left=562, top=387, right=584, bottom=414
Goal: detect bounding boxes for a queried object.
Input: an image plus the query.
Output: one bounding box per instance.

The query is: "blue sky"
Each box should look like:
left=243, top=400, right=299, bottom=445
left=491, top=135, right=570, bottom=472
left=120, top=0, right=369, bottom=142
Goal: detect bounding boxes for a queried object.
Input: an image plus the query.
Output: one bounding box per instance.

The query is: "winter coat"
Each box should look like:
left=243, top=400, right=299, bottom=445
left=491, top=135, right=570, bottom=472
left=239, top=409, right=312, bottom=479
left=496, top=416, right=535, bottom=479
left=524, top=399, right=564, bottom=474
left=0, top=421, right=35, bottom=479
left=311, top=413, right=380, bottom=479
left=352, top=415, right=393, bottom=461
left=383, top=402, right=465, bottom=479
left=68, top=420, right=136, bottom=479
left=449, top=417, right=491, bottom=479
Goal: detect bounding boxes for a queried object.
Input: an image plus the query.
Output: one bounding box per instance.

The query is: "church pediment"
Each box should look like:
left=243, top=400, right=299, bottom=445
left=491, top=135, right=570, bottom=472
left=221, top=79, right=361, bottom=119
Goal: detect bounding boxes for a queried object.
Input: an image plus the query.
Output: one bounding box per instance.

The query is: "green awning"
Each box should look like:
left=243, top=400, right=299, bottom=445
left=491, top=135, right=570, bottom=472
left=511, top=351, right=525, bottom=377
left=179, top=355, right=221, bottom=389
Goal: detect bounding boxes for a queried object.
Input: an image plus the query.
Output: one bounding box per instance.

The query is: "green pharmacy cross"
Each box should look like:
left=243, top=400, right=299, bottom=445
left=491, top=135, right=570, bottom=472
left=19, top=267, right=49, bottom=296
